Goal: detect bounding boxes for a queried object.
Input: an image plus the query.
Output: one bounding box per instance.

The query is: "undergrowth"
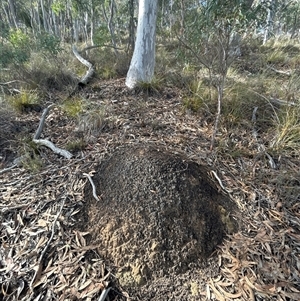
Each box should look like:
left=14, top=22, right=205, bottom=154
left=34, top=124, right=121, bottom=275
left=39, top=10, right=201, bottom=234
left=178, top=37, right=300, bottom=155
left=7, top=90, right=41, bottom=113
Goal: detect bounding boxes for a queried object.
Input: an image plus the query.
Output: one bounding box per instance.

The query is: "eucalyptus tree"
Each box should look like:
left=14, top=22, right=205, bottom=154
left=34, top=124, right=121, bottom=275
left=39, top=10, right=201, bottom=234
left=177, top=0, right=261, bottom=148
left=126, top=0, right=158, bottom=89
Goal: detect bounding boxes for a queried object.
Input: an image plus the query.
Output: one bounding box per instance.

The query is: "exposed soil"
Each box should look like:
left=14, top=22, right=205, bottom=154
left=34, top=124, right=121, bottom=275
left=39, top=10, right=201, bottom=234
left=81, top=145, right=238, bottom=289
left=1, top=78, right=300, bottom=301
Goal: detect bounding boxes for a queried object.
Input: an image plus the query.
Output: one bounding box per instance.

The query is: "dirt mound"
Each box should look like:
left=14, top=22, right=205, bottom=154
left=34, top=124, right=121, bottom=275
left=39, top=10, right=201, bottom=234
left=81, top=145, right=237, bottom=287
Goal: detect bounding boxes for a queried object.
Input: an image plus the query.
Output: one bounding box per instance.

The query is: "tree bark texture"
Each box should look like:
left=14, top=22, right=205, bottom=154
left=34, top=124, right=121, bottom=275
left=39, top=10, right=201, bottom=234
left=126, top=0, right=158, bottom=89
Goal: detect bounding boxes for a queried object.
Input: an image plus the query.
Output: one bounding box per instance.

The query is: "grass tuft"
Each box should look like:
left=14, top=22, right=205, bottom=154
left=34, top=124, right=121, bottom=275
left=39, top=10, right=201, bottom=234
left=61, top=98, right=83, bottom=117
left=66, top=138, right=87, bottom=152
left=7, top=90, right=41, bottom=113
left=136, top=77, right=164, bottom=93
left=270, top=105, right=300, bottom=154
left=17, top=136, right=43, bottom=172
left=77, top=108, right=107, bottom=135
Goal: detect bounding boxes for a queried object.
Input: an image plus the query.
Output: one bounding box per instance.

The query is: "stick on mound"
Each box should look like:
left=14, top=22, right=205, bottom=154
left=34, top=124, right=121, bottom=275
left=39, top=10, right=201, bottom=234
left=81, top=145, right=238, bottom=286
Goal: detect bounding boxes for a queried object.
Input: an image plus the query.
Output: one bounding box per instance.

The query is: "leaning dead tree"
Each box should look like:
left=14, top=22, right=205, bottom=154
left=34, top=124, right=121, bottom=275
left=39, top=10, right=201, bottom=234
left=72, top=45, right=95, bottom=86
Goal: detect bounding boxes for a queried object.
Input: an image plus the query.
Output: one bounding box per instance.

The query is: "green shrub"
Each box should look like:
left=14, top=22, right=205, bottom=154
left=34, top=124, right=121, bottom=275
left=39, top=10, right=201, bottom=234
left=36, top=32, right=62, bottom=55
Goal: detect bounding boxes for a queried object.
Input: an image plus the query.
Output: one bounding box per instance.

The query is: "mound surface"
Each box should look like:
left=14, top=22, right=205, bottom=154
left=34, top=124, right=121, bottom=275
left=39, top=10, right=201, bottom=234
left=81, top=145, right=237, bottom=286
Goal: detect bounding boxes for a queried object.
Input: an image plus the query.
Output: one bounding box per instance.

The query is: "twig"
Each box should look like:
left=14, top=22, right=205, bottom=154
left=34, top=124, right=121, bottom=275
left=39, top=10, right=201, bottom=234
left=80, top=44, right=123, bottom=52
left=0, top=80, right=25, bottom=86
left=83, top=173, right=100, bottom=201
left=98, top=287, right=111, bottom=301
left=211, top=170, right=226, bottom=191
left=265, top=152, right=277, bottom=169
left=0, top=164, right=18, bottom=175
left=270, top=97, right=296, bottom=107
left=30, top=198, right=65, bottom=290
left=268, top=66, right=291, bottom=76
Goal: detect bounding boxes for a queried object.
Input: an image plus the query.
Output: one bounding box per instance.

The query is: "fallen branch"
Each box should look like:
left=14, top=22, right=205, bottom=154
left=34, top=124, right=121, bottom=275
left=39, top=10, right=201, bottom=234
left=270, top=97, right=296, bottom=107
left=33, top=139, right=72, bottom=159
left=0, top=155, right=24, bottom=174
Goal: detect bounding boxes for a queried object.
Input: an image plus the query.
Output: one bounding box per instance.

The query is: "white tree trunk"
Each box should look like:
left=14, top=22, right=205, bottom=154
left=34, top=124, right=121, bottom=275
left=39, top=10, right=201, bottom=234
left=125, top=0, right=158, bottom=89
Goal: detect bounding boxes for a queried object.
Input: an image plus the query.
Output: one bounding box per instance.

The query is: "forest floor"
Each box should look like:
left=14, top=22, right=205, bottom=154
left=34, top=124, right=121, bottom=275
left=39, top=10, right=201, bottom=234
left=0, top=77, right=300, bottom=301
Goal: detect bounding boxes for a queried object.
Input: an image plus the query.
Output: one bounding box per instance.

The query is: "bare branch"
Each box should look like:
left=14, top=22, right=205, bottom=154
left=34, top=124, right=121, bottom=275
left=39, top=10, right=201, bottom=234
left=80, top=44, right=124, bottom=52
left=83, top=173, right=100, bottom=201
left=34, top=104, right=55, bottom=139
left=33, top=139, right=72, bottom=159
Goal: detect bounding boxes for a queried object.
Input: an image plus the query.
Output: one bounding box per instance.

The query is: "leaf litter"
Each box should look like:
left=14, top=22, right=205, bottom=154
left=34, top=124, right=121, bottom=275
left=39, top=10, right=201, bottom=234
left=0, top=78, right=299, bottom=300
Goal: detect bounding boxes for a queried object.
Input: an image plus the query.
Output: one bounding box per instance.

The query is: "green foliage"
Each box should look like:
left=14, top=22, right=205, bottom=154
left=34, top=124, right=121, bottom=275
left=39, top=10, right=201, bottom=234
left=21, top=152, right=43, bottom=172
left=51, top=0, right=65, bottom=15
left=9, top=29, right=30, bottom=49
left=7, top=90, right=40, bottom=113
left=0, top=44, right=15, bottom=67
left=0, top=29, right=61, bottom=67
left=1, top=29, right=32, bottom=65
left=0, top=21, right=10, bottom=39
left=36, top=33, right=62, bottom=55
left=183, top=79, right=216, bottom=112
left=100, top=66, right=117, bottom=79
left=94, top=25, right=111, bottom=45
left=61, top=98, right=83, bottom=117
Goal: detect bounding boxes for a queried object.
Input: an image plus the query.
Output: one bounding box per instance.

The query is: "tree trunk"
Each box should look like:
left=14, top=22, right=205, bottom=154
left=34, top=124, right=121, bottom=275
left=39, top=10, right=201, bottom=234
left=127, top=0, right=135, bottom=54
left=126, top=0, right=158, bottom=89
left=40, top=0, right=48, bottom=32
left=263, top=0, right=275, bottom=44
left=102, top=0, right=118, bottom=55
left=8, top=0, right=18, bottom=28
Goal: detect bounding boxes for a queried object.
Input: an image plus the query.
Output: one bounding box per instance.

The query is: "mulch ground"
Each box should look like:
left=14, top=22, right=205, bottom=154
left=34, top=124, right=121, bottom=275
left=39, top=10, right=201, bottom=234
left=0, top=78, right=299, bottom=301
